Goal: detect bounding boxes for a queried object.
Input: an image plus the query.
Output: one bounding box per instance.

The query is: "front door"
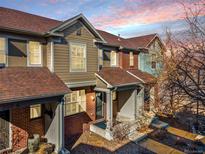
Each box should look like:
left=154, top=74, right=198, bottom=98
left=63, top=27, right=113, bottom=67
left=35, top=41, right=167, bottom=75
left=96, top=92, right=105, bottom=119
left=0, top=110, right=10, bottom=151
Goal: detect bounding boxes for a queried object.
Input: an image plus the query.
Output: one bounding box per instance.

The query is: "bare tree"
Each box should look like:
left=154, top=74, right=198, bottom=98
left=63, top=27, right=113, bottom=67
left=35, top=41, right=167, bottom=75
left=159, top=0, right=205, bottom=118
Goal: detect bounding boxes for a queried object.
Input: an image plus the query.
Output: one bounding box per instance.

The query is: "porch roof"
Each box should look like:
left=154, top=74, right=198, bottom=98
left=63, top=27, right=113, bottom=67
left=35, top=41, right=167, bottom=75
left=127, top=69, right=156, bottom=84
left=0, top=67, right=71, bottom=104
left=96, top=67, right=142, bottom=88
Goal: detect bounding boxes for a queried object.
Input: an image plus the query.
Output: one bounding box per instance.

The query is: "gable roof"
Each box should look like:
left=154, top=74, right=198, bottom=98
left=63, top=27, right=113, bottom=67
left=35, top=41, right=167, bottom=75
left=0, top=7, right=105, bottom=41
left=127, top=69, right=156, bottom=84
left=97, top=29, right=158, bottom=51
left=0, top=67, right=70, bottom=104
left=49, top=14, right=105, bottom=41
left=96, top=67, right=141, bottom=88
left=0, top=7, right=62, bottom=34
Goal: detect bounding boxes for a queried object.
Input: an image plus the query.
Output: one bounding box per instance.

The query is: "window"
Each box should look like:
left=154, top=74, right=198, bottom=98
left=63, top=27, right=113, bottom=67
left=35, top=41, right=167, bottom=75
left=30, top=104, right=41, bottom=119
left=64, top=90, right=86, bottom=116
left=151, top=54, right=157, bottom=69
left=70, top=42, right=86, bottom=72
left=111, top=51, right=117, bottom=66
left=98, top=49, right=103, bottom=68
left=129, top=52, right=134, bottom=66
left=0, top=37, right=6, bottom=64
left=28, top=41, right=42, bottom=66
left=112, top=91, right=117, bottom=101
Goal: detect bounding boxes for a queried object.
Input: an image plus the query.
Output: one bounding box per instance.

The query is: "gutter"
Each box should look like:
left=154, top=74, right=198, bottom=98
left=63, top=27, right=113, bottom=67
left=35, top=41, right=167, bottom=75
left=0, top=91, right=70, bottom=105
left=0, top=26, right=45, bottom=36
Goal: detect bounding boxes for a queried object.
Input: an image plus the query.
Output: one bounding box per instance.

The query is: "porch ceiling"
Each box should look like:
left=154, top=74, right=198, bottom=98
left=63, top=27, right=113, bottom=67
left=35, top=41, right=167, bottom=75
left=0, top=67, right=70, bottom=105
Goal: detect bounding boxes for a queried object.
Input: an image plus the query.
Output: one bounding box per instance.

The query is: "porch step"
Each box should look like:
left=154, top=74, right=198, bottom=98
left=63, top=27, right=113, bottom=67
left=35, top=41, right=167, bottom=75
left=129, top=131, right=148, bottom=143
left=151, top=120, right=169, bottom=129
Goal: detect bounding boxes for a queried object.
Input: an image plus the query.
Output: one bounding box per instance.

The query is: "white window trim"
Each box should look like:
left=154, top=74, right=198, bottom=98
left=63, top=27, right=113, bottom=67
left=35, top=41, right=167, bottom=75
left=27, top=41, right=43, bottom=67
left=69, top=42, right=87, bottom=72
left=30, top=104, right=42, bottom=119
left=98, top=49, right=103, bottom=71
left=110, top=50, right=117, bottom=67
left=151, top=53, right=157, bottom=70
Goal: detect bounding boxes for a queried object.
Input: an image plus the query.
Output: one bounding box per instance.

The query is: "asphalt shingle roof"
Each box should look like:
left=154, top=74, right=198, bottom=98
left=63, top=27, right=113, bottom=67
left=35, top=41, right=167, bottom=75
left=0, top=67, right=70, bottom=104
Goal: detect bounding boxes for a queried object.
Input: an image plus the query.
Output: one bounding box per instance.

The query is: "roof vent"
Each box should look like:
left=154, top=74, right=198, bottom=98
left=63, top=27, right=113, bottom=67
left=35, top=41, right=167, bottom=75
left=118, top=34, right=121, bottom=41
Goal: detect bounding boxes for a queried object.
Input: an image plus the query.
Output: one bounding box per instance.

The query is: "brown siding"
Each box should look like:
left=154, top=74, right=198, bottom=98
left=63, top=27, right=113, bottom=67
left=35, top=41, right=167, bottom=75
left=54, top=23, right=98, bottom=83
left=11, top=106, right=44, bottom=151
left=8, top=39, right=27, bottom=66
left=96, top=78, right=107, bottom=88
left=7, top=38, right=48, bottom=67
left=119, top=51, right=138, bottom=69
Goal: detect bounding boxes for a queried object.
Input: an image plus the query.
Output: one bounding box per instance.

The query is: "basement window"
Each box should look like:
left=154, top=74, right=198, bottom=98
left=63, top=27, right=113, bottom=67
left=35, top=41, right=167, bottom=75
left=30, top=104, right=42, bottom=119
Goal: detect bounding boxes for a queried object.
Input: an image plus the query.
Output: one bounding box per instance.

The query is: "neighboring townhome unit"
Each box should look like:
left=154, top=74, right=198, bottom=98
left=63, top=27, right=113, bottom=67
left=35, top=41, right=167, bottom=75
left=0, top=7, right=72, bottom=153
left=89, top=30, right=165, bottom=140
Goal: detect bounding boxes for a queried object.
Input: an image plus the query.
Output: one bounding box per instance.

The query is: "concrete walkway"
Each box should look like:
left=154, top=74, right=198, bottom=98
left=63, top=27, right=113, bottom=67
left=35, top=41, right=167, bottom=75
left=167, top=127, right=204, bottom=141
left=140, top=138, right=184, bottom=154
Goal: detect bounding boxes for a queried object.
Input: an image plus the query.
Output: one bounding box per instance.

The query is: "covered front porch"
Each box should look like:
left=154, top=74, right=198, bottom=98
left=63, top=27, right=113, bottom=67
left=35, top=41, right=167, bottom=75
left=0, top=67, right=70, bottom=153
left=90, top=67, right=157, bottom=140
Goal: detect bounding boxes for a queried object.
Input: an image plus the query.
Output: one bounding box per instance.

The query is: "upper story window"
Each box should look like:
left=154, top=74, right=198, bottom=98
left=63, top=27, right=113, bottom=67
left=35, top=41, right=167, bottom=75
left=129, top=52, right=134, bottom=66
left=111, top=51, right=117, bottom=66
left=70, top=42, right=86, bottom=72
left=0, top=37, right=6, bottom=64
left=98, top=49, right=103, bottom=68
left=28, top=41, right=42, bottom=66
left=151, top=54, right=157, bottom=69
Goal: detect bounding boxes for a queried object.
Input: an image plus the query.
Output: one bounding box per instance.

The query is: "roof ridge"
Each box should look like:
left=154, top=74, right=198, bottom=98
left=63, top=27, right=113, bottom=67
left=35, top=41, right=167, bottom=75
left=126, top=33, right=157, bottom=40
left=97, top=29, right=126, bottom=40
left=0, top=6, right=62, bottom=23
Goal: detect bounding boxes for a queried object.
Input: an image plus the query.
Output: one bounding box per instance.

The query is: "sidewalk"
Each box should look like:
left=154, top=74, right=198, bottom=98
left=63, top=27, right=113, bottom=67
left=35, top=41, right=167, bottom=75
left=167, top=126, right=204, bottom=141
left=140, top=138, right=184, bottom=154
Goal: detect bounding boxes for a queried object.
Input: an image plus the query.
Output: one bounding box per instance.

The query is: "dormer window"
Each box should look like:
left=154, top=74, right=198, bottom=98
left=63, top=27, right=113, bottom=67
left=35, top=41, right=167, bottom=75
left=129, top=52, right=134, bottom=66
left=0, top=37, right=6, bottom=64
left=28, top=41, right=42, bottom=66
left=111, top=51, right=117, bottom=66
left=151, top=54, right=157, bottom=69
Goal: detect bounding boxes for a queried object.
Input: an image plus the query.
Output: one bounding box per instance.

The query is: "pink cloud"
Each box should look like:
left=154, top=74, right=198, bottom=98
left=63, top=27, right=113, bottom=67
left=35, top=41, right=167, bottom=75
left=91, top=0, right=205, bottom=29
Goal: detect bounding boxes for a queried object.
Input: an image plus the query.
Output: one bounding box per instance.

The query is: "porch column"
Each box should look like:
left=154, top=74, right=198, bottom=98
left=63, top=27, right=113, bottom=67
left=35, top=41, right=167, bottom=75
left=59, top=98, right=70, bottom=154
left=106, top=89, right=113, bottom=130
left=134, top=88, right=138, bottom=120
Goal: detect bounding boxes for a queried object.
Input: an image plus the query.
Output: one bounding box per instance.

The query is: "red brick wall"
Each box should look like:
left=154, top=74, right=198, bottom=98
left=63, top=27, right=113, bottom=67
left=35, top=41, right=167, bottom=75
left=11, top=107, right=44, bottom=151
left=64, top=86, right=96, bottom=147
left=119, top=51, right=138, bottom=69
left=86, top=87, right=96, bottom=121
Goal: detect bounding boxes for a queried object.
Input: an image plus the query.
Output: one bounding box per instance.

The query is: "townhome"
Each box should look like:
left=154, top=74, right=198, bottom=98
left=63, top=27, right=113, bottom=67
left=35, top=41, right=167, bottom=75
left=88, top=30, right=165, bottom=140
left=0, top=7, right=165, bottom=152
left=0, top=7, right=72, bottom=153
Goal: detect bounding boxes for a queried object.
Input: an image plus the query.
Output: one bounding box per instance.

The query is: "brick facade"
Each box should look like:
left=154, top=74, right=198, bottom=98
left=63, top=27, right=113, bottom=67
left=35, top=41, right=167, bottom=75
left=11, top=106, right=44, bottom=151
left=119, top=51, right=138, bottom=69
left=64, top=86, right=96, bottom=148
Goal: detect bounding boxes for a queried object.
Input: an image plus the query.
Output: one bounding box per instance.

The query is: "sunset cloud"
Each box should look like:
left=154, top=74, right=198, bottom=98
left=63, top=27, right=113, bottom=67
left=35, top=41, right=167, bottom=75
left=90, top=0, right=205, bottom=30
left=0, top=0, right=204, bottom=37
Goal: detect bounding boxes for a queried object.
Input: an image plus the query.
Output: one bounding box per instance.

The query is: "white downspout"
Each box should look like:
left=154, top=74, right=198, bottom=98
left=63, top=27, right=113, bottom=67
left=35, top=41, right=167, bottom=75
left=59, top=98, right=70, bottom=154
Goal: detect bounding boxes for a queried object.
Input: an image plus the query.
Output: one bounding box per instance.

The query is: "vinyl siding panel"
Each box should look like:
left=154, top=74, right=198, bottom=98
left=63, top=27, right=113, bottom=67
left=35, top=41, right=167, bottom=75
left=7, top=38, right=47, bottom=67
left=54, top=24, right=98, bottom=83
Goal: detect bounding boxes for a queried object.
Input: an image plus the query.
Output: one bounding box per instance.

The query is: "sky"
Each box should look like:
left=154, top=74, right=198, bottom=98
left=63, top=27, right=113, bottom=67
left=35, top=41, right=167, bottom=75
left=0, top=0, right=204, bottom=38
